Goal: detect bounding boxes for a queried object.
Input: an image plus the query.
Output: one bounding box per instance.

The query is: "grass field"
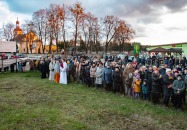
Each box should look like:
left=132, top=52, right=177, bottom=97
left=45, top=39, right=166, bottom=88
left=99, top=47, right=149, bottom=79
left=0, top=72, right=187, bottom=130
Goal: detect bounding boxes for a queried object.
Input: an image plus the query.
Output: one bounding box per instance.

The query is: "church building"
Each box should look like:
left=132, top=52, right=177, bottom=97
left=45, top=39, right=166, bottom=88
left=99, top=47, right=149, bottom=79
left=13, top=18, right=42, bottom=53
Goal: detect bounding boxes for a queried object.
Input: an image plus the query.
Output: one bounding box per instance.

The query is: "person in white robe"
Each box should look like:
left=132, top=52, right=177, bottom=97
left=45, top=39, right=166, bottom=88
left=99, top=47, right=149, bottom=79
left=49, top=59, right=55, bottom=81
left=25, top=60, right=31, bottom=71
left=59, top=59, right=68, bottom=84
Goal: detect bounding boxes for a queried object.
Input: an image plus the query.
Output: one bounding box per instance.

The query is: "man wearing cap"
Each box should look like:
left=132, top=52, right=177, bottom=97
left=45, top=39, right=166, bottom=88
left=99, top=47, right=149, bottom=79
left=162, top=68, right=174, bottom=106
left=172, top=74, right=185, bottom=110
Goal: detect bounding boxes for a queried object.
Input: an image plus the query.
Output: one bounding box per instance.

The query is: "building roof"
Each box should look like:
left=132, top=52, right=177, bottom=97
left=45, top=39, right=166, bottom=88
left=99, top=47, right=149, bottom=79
left=148, top=47, right=169, bottom=52
left=167, top=48, right=182, bottom=52
left=147, top=42, right=187, bottom=47
left=148, top=47, right=183, bottom=53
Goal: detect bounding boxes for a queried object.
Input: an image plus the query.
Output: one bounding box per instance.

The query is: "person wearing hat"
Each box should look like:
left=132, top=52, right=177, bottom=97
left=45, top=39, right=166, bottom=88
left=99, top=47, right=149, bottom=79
left=162, top=68, right=174, bottom=106
left=172, top=74, right=185, bottom=110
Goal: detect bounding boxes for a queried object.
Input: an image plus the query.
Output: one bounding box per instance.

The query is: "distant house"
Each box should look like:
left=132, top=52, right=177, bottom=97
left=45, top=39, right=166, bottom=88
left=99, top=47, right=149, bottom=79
left=12, top=18, right=42, bottom=54
left=146, top=42, right=187, bottom=56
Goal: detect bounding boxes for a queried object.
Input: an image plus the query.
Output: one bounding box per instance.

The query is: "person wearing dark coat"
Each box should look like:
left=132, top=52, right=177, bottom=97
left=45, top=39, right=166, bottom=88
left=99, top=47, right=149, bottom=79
left=179, top=58, right=185, bottom=68
left=175, top=58, right=179, bottom=66
left=40, top=60, right=46, bottom=79
left=102, top=64, right=113, bottom=91
left=151, top=69, right=162, bottom=104
left=85, top=64, right=91, bottom=87
left=145, top=66, right=153, bottom=99
left=141, top=57, right=146, bottom=65
left=183, top=68, right=187, bottom=104
left=113, top=67, right=123, bottom=93
left=172, top=74, right=185, bottom=110
left=80, top=62, right=86, bottom=83
left=45, top=58, right=50, bottom=78
left=159, top=65, right=166, bottom=76
left=162, top=69, right=174, bottom=106
left=168, top=58, right=174, bottom=69
left=154, top=58, right=160, bottom=68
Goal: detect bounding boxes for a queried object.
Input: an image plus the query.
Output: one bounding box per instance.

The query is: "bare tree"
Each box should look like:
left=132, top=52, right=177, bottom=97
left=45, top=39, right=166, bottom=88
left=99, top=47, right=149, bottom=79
left=80, top=12, right=97, bottom=54
left=32, top=9, right=49, bottom=53
left=3, top=22, right=15, bottom=41
left=92, top=17, right=100, bottom=54
left=69, top=2, right=84, bottom=54
left=101, top=15, right=119, bottom=53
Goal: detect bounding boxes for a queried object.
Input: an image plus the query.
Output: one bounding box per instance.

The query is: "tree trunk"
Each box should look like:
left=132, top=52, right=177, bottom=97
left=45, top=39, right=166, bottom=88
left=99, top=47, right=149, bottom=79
left=105, top=43, right=108, bottom=54
left=74, top=19, right=78, bottom=55
left=49, top=35, right=52, bottom=54
left=56, top=36, right=58, bottom=54
left=26, top=42, right=29, bottom=53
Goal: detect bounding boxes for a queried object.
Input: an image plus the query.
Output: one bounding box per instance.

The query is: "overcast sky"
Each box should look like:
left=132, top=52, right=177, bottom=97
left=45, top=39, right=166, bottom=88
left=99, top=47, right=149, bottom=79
left=1, top=0, right=187, bottom=45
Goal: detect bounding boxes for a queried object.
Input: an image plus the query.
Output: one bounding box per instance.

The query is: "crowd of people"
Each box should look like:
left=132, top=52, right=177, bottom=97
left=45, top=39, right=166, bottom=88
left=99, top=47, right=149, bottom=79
left=15, top=54, right=187, bottom=110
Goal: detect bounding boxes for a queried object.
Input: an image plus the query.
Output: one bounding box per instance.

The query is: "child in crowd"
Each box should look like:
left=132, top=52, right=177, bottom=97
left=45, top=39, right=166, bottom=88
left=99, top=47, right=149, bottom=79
left=133, top=75, right=141, bottom=98
left=141, top=79, right=149, bottom=100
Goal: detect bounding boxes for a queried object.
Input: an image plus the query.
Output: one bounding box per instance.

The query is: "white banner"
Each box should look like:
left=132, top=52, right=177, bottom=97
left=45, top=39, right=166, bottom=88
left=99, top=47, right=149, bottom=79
left=0, top=41, right=16, bottom=52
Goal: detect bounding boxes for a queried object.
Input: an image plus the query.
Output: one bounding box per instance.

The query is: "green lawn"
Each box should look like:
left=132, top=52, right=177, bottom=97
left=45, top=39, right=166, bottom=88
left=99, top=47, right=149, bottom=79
left=0, top=72, right=187, bottom=130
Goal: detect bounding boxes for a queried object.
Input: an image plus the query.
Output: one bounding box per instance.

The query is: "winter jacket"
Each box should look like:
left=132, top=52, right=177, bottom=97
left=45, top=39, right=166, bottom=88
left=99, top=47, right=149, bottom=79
left=172, top=79, right=185, bottom=95
left=133, top=80, right=141, bottom=92
left=159, top=68, right=166, bottom=76
left=95, top=66, right=104, bottom=85
left=102, top=67, right=113, bottom=84
left=145, top=71, right=153, bottom=86
left=142, top=84, right=149, bottom=94
left=152, top=73, right=162, bottom=93
left=113, top=71, right=122, bottom=85
left=162, top=74, right=174, bottom=96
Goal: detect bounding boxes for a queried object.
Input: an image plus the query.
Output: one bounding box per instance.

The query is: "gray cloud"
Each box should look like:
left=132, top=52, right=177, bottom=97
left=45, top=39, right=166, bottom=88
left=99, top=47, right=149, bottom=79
left=3, top=0, right=187, bottom=40
left=166, top=27, right=187, bottom=31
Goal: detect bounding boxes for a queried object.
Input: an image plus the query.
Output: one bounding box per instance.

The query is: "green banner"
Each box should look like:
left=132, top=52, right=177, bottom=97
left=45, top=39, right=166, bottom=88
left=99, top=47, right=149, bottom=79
left=133, top=43, right=140, bottom=57
left=176, top=44, right=182, bottom=47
